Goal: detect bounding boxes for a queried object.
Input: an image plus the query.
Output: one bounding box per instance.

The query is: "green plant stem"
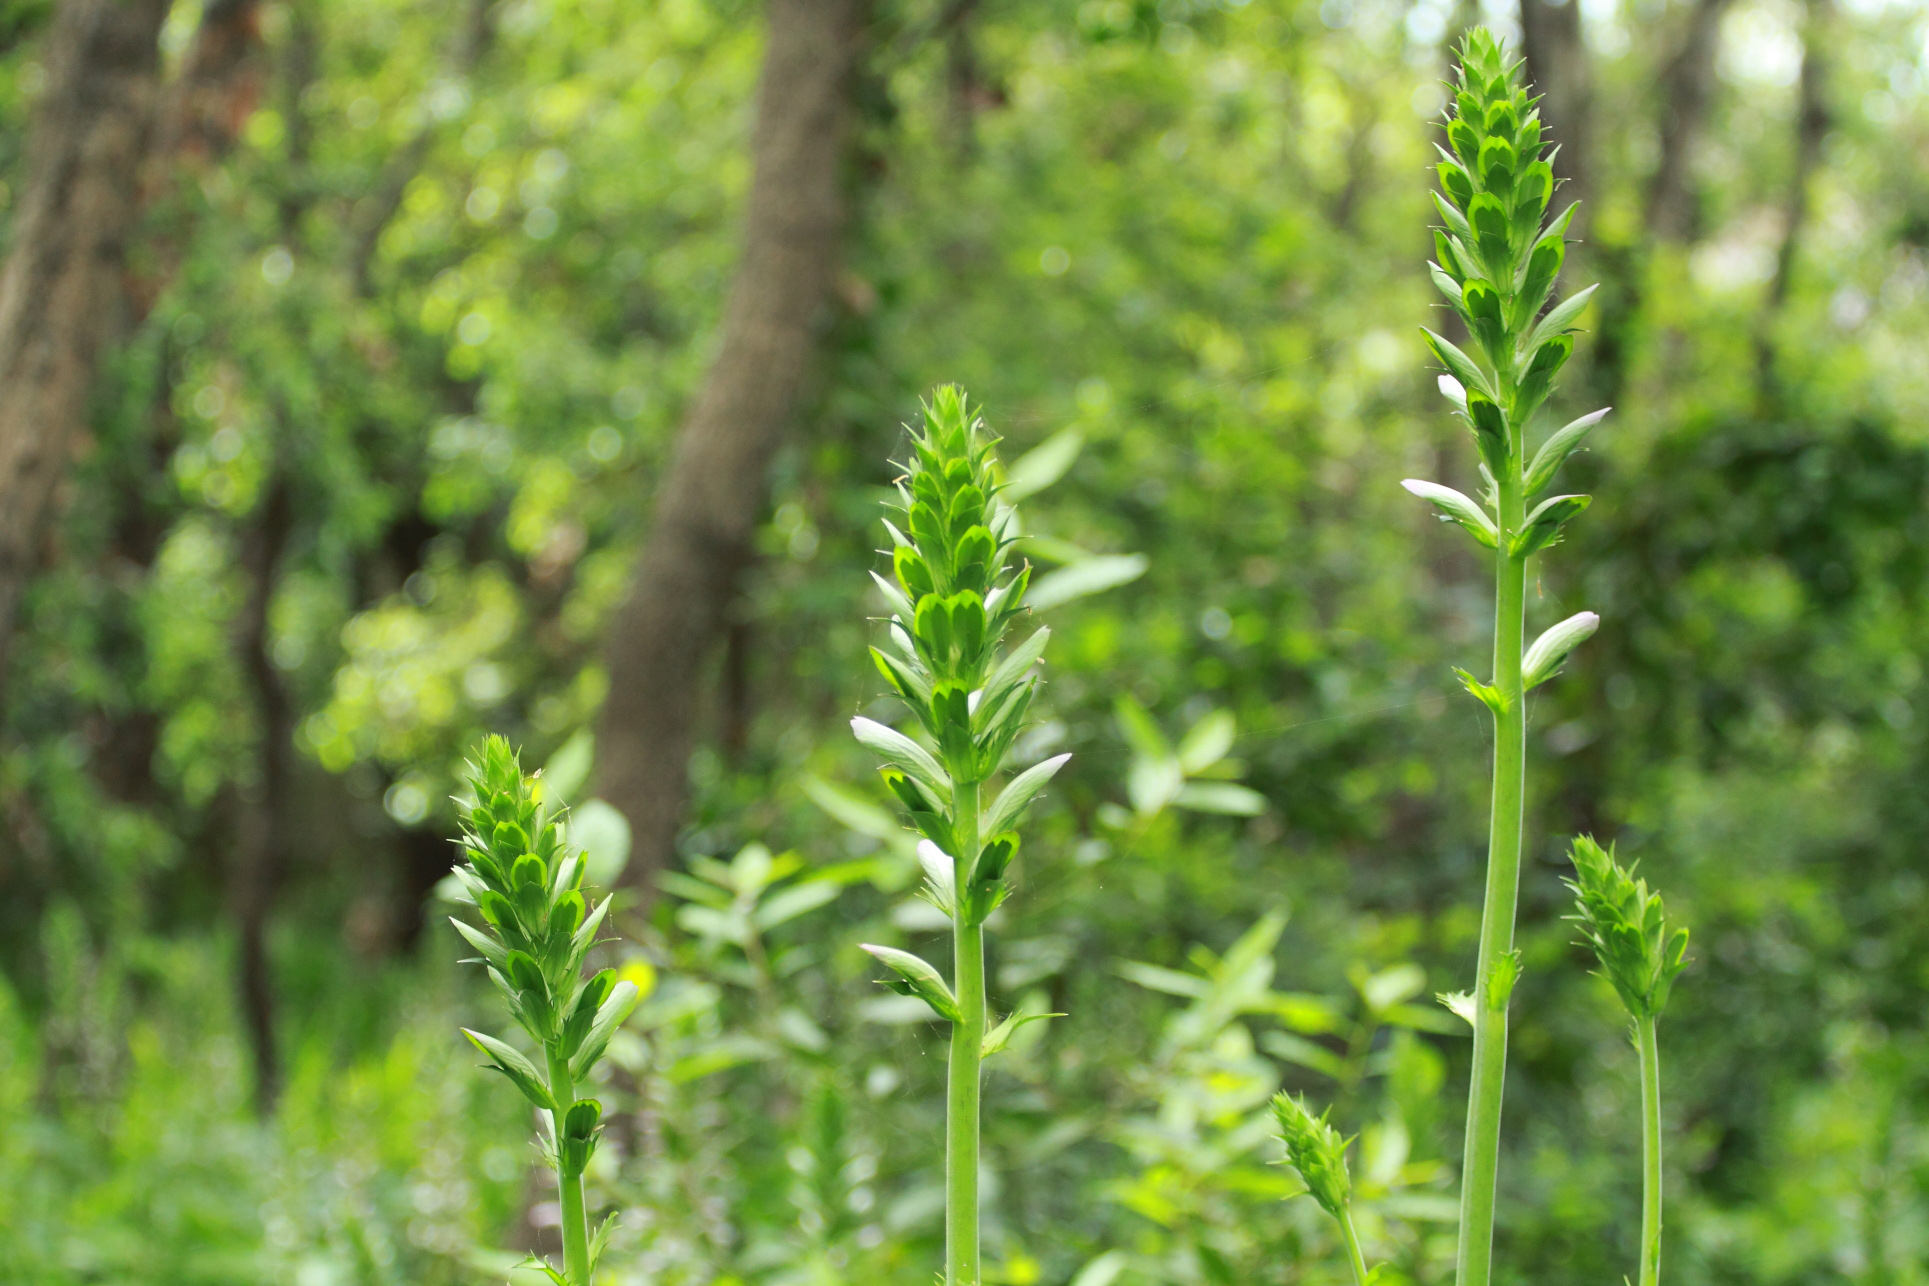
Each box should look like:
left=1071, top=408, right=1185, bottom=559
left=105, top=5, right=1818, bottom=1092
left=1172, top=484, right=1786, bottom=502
left=1637, top=1015, right=1663, bottom=1286
left=1457, top=470, right=1527, bottom=1286
left=947, top=779, right=985, bottom=1286
left=1338, top=1206, right=1373, bottom=1286
left=547, top=1048, right=592, bottom=1286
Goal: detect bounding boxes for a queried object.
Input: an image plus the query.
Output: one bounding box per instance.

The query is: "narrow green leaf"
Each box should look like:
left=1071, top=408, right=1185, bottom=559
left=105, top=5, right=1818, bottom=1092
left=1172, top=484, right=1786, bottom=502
left=981, top=626, right=1049, bottom=711
left=859, top=943, right=962, bottom=1022
left=982, top=1010, right=1064, bottom=1059
left=981, top=752, right=1073, bottom=837
left=568, top=979, right=641, bottom=1082
left=1401, top=478, right=1499, bottom=548
left=1114, top=960, right=1209, bottom=998
left=462, top=1029, right=555, bottom=1110
left=1172, top=781, right=1267, bottom=815
left=1177, top=710, right=1236, bottom=774
left=1523, top=611, right=1601, bottom=689
left=1002, top=428, right=1083, bottom=502
left=850, top=717, right=952, bottom=797
left=752, top=879, right=842, bottom=932
left=1420, top=328, right=1495, bottom=401
left=1027, top=553, right=1148, bottom=610
left=450, top=917, right=510, bottom=970
left=1524, top=407, right=1610, bottom=495
left=1523, top=281, right=1597, bottom=353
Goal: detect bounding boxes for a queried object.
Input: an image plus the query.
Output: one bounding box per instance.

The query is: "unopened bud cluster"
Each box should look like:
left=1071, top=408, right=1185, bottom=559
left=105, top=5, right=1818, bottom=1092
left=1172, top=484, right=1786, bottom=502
left=856, top=386, right=1067, bottom=940
left=447, top=737, right=639, bottom=1174
left=1566, top=836, right=1691, bottom=1023
left=1273, top=1093, right=1355, bottom=1220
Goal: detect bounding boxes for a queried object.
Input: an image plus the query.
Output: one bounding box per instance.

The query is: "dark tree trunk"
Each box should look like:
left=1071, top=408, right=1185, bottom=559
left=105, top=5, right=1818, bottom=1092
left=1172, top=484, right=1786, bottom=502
left=1647, top=0, right=1734, bottom=242
left=0, top=0, right=172, bottom=682
left=1587, top=0, right=1736, bottom=407
left=1755, top=0, right=1830, bottom=404
left=1518, top=0, right=1592, bottom=243
left=232, top=472, right=295, bottom=1115
left=596, top=0, right=866, bottom=890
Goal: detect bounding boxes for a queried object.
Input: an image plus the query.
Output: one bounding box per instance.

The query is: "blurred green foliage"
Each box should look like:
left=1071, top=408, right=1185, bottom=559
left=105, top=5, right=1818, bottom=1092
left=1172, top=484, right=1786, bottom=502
left=0, top=0, right=1927, bottom=1283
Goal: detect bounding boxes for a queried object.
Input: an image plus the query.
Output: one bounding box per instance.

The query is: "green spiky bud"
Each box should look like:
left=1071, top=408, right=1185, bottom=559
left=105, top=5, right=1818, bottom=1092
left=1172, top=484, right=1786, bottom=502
left=1565, top=835, right=1691, bottom=1021
left=1272, top=1093, right=1354, bottom=1219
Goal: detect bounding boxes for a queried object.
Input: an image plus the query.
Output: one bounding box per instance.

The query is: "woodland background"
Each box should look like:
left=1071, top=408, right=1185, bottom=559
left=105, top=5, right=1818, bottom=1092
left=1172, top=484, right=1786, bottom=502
left=0, top=0, right=1926, bottom=1282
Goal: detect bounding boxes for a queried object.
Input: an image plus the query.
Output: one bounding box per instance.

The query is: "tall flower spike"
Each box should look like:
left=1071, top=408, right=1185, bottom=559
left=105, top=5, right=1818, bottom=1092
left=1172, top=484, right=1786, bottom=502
left=448, top=736, right=639, bottom=1286
left=1407, top=30, right=1615, bottom=1286
left=855, top=386, right=1068, bottom=1286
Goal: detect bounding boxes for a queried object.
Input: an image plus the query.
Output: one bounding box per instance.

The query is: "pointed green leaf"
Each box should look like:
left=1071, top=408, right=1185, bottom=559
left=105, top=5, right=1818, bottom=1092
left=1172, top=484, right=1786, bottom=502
left=1177, top=710, right=1236, bottom=774
left=982, top=1010, right=1064, bottom=1059
left=982, top=752, right=1073, bottom=837
left=1003, top=428, right=1083, bottom=502
left=1401, top=479, right=1498, bottom=548
left=1027, top=553, right=1147, bottom=610
left=850, top=717, right=951, bottom=797
left=1522, top=611, right=1600, bottom=689
left=1420, top=328, right=1495, bottom=401
left=1172, top=781, right=1267, bottom=815
left=449, top=917, right=509, bottom=970
left=860, top=943, right=961, bottom=1022
left=1524, top=408, right=1610, bottom=495
left=1524, top=281, right=1597, bottom=354
left=568, top=979, right=641, bottom=1082
left=462, top=1029, right=555, bottom=1110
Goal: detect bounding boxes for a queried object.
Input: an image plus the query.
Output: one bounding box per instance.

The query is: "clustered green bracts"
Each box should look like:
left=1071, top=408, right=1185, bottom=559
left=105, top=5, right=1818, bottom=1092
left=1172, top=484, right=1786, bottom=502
left=1567, top=835, right=1690, bottom=1286
left=1272, top=30, right=1691, bottom=1286
left=855, top=385, right=1067, bottom=1286
left=1272, top=1094, right=1371, bottom=1286
left=446, top=736, right=641, bottom=1286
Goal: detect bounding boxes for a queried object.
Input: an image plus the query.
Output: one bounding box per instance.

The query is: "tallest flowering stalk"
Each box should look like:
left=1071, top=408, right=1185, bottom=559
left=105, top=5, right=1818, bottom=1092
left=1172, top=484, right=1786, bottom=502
left=854, top=387, right=1068, bottom=1285
left=1402, top=30, right=1609, bottom=1286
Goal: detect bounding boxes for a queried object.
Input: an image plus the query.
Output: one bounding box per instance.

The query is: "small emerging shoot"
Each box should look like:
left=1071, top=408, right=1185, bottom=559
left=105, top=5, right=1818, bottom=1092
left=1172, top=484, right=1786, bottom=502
left=446, top=736, right=640, bottom=1286
left=1567, top=835, right=1691, bottom=1286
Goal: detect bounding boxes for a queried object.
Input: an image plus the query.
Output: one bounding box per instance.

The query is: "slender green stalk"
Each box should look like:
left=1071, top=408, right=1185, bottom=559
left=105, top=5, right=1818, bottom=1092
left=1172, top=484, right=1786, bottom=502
left=1403, top=32, right=1614, bottom=1286
left=947, top=781, right=984, bottom=1285
left=1637, top=1015, right=1663, bottom=1286
left=1337, top=1207, right=1372, bottom=1286
left=1273, top=1092, right=1368, bottom=1281
left=1458, top=449, right=1526, bottom=1286
left=547, top=1049, right=593, bottom=1286
left=1565, top=835, right=1689, bottom=1286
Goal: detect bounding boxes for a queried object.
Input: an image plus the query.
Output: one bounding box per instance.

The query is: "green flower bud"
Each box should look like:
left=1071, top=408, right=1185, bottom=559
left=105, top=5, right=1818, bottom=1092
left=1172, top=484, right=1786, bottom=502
left=1272, top=1093, right=1354, bottom=1219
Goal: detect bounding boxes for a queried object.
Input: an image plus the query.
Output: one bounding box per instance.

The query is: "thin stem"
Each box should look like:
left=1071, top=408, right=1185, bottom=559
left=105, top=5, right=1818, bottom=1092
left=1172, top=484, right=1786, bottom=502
left=547, top=1048, right=592, bottom=1286
left=947, top=779, right=985, bottom=1286
left=1637, top=1015, right=1663, bottom=1286
left=1456, top=469, right=1527, bottom=1286
left=1338, top=1206, right=1373, bottom=1286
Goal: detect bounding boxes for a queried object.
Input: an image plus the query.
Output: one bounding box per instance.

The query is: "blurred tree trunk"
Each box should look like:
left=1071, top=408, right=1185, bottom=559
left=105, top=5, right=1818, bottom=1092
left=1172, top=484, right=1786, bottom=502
left=1646, top=0, right=1734, bottom=243
left=233, top=472, right=295, bottom=1114
left=1518, top=0, right=1592, bottom=242
left=1587, top=0, right=1733, bottom=406
left=1755, top=0, right=1830, bottom=404
left=0, top=0, right=172, bottom=687
left=597, top=0, right=866, bottom=890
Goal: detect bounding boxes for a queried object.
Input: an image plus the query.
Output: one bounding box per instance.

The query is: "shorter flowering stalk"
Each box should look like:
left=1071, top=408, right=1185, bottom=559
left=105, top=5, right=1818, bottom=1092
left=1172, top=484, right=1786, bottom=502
left=1566, top=835, right=1691, bottom=1286
left=1272, top=1093, right=1372, bottom=1286
left=853, top=386, right=1067, bottom=1285
left=445, top=736, right=641, bottom=1286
